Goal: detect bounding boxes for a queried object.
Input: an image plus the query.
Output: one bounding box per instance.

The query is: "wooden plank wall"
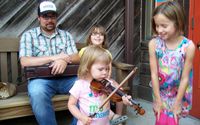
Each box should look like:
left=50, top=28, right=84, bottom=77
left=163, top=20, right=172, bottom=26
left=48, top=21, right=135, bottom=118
left=58, top=0, right=127, bottom=61
left=139, top=0, right=190, bottom=101
left=0, top=0, right=141, bottom=97
left=0, top=0, right=128, bottom=61
left=128, top=0, right=142, bottom=98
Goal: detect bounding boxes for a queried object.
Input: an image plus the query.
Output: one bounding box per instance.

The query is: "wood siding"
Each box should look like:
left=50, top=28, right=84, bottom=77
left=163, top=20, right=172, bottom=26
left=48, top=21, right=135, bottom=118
left=0, top=0, right=137, bottom=61
left=0, top=0, right=142, bottom=97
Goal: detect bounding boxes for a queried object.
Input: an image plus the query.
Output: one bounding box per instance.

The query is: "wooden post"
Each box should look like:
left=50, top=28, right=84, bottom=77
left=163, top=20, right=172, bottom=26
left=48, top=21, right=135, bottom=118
left=125, top=0, right=134, bottom=64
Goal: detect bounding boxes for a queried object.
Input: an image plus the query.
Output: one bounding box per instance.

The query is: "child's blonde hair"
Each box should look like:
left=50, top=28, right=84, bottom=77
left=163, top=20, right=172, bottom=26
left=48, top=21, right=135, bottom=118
left=86, top=25, right=108, bottom=49
left=78, top=45, right=112, bottom=79
left=152, top=1, right=186, bottom=35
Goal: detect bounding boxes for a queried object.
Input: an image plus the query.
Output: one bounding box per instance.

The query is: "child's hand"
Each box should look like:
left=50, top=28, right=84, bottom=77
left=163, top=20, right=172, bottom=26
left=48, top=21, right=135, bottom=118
left=122, top=95, right=132, bottom=106
left=171, top=103, right=181, bottom=124
left=80, top=115, right=92, bottom=125
left=153, top=99, right=162, bottom=120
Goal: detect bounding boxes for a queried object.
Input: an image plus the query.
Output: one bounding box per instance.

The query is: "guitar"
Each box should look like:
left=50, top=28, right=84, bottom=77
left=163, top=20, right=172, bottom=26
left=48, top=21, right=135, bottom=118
left=24, top=64, right=79, bottom=79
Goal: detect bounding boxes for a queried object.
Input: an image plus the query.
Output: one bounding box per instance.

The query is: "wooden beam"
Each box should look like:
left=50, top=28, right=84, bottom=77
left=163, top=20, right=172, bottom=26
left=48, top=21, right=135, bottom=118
left=125, top=0, right=134, bottom=64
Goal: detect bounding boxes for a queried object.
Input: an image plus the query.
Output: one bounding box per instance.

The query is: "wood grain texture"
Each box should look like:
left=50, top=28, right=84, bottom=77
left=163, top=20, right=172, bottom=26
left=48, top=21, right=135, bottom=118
left=0, top=92, right=69, bottom=120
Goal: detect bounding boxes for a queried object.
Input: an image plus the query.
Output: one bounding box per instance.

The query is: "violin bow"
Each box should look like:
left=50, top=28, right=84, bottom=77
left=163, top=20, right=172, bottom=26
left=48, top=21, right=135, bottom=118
left=90, top=66, right=138, bottom=117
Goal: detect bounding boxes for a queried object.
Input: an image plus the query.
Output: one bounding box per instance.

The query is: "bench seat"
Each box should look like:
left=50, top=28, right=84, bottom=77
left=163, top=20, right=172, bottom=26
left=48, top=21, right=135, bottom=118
left=0, top=92, right=69, bottom=120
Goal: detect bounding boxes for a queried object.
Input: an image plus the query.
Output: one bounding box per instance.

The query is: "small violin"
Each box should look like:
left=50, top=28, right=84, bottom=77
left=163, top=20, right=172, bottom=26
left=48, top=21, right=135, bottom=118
left=90, top=79, right=145, bottom=115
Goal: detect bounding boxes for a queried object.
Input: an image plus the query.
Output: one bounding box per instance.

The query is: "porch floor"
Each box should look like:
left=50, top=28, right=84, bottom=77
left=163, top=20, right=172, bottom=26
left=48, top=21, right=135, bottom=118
left=0, top=99, right=199, bottom=125
left=126, top=99, right=200, bottom=125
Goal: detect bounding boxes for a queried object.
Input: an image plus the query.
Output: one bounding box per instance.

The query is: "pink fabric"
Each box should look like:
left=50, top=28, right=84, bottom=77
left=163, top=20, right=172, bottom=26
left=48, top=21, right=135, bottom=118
left=155, top=112, right=179, bottom=125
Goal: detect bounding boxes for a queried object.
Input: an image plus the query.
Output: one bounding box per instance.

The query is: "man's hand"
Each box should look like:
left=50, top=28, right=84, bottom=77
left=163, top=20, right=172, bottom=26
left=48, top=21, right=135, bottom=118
left=49, top=59, right=67, bottom=75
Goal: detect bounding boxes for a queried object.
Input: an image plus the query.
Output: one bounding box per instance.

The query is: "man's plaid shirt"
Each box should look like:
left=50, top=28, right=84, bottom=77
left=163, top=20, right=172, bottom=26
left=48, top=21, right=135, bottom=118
left=19, top=27, right=78, bottom=58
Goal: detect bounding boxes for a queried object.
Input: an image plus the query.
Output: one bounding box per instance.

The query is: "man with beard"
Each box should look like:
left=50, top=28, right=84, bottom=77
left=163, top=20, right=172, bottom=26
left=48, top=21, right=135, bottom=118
left=19, top=1, right=80, bottom=125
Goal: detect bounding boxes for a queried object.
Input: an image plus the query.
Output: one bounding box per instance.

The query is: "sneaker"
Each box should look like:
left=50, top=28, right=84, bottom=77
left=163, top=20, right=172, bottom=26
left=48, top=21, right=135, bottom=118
left=110, top=114, right=128, bottom=125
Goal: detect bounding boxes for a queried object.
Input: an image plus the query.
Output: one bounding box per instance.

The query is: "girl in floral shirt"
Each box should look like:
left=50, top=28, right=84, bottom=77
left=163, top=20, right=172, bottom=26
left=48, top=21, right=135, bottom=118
left=149, top=1, right=195, bottom=125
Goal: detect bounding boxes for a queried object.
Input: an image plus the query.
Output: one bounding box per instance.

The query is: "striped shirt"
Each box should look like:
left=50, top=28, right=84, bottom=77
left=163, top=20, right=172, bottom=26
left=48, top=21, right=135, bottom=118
left=19, top=27, right=78, bottom=58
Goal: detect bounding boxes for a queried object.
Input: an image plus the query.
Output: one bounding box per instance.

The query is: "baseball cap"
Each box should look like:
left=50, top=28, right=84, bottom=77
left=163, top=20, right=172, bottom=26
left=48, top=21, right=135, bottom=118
left=38, top=1, right=57, bottom=16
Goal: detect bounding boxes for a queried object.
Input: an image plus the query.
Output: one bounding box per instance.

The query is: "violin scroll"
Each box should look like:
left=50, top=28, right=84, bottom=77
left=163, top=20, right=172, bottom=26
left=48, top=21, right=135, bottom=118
left=132, top=103, right=145, bottom=115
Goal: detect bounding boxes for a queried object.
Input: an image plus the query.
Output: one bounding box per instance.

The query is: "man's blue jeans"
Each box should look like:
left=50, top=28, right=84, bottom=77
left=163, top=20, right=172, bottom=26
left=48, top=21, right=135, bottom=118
left=28, top=76, right=77, bottom=125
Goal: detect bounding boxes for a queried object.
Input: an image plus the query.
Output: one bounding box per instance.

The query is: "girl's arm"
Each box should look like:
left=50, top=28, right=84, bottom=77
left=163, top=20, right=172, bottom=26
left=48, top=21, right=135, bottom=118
left=148, top=39, right=161, bottom=102
left=149, top=39, right=162, bottom=120
left=68, top=95, right=92, bottom=125
left=173, top=42, right=195, bottom=111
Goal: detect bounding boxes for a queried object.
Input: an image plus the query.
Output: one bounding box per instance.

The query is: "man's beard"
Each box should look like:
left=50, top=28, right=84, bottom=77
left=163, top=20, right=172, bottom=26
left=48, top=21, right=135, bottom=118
left=45, top=24, right=56, bottom=31
left=41, top=23, right=56, bottom=33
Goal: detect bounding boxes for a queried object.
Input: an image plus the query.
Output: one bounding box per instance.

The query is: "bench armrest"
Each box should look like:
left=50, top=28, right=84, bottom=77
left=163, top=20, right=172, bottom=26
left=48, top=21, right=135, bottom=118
left=112, top=61, right=135, bottom=71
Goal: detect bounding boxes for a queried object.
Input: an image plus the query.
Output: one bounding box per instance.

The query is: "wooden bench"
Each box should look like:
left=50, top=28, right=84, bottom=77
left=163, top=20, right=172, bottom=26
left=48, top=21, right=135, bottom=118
left=0, top=38, right=134, bottom=121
